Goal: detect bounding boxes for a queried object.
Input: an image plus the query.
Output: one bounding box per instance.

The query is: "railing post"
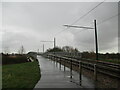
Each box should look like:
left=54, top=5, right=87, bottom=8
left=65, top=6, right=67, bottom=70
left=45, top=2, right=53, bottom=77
left=50, top=55, right=52, bottom=60
left=54, top=55, right=55, bottom=63
left=94, top=64, right=97, bottom=81
left=53, top=55, right=54, bottom=61
left=70, top=59, right=72, bottom=79
left=60, top=58, right=61, bottom=70
left=64, top=59, right=66, bottom=71
left=52, top=55, right=53, bottom=62
left=51, top=55, right=52, bottom=61
left=79, top=61, right=82, bottom=86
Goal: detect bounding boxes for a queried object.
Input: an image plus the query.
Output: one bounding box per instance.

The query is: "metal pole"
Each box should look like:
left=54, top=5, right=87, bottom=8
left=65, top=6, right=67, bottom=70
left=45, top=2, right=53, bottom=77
left=54, top=55, right=55, bottom=63
left=60, top=58, right=61, bottom=70
left=94, top=20, right=98, bottom=60
left=79, top=61, right=82, bottom=86
left=56, top=57, right=58, bottom=67
left=64, top=59, right=66, bottom=71
left=70, top=59, right=72, bottom=79
left=94, top=20, right=98, bottom=81
left=94, top=64, right=97, bottom=81
left=43, top=44, right=44, bottom=53
left=37, top=49, right=39, bottom=54
left=54, top=37, right=56, bottom=48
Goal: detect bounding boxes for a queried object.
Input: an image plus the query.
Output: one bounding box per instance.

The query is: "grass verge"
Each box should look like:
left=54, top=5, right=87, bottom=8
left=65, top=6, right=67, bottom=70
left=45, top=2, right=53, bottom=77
left=2, top=61, right=40, bottom=89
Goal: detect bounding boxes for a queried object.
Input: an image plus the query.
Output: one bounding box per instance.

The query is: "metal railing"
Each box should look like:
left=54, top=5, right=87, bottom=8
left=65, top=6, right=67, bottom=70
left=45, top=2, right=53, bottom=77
left=43, top=52, right=120, bottom=80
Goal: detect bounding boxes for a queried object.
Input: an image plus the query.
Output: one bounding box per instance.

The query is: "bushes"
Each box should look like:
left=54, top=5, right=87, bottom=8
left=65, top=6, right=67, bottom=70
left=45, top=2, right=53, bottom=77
left=2, top=54, right=28, bottom=65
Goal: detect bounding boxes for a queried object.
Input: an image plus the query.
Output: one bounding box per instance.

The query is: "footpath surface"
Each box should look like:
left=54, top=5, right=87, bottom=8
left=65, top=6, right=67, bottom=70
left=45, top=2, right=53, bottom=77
left=35, top=56, right=94, bottom=88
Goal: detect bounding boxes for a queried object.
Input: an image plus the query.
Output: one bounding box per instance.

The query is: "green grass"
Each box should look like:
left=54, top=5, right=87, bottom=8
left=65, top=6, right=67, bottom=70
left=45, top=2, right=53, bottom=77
left=2, top=61, right=40, bottom=89
left=84, top=57, right=120, bottom=64
left=98, top=58, right=120, bottom=64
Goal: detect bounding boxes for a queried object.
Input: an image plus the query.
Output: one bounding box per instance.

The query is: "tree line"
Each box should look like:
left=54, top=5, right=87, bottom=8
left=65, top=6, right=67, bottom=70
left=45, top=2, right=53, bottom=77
left=46, top=46, right=119, bottom=60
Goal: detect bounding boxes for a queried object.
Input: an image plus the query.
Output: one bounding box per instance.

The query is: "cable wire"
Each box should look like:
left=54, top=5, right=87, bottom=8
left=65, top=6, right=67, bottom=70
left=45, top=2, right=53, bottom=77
left=98, top=13, right=119, bottom=25
left=73, top=13, right=119, bottom=35
left=54, top=0, right=105, bottom=36
left=70, top=0, right=105, bottom=25
left=54, top=27, right=69, bottom=36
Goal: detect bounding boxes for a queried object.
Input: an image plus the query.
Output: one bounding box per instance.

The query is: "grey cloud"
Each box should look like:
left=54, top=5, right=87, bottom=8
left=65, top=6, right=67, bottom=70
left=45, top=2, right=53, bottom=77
left=2, top=2, right=118, bottom=53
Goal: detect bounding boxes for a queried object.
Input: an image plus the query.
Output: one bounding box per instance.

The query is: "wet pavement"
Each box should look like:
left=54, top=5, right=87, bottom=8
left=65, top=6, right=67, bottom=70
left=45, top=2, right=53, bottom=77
left=35, top=56, right=95, bottom=88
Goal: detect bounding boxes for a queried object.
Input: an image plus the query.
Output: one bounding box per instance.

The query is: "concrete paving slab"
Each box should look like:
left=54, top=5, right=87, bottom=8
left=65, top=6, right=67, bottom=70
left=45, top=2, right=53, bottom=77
left=34, top=56, right=94, bottom=88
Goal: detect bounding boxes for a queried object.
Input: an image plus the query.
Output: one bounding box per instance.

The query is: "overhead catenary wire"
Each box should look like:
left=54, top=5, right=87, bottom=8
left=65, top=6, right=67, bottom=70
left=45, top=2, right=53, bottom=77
left=56, top=13, right=119, bottom=37
left=70, top=0, right=105, bottom=25
left=53, top=1, right=117, bottom=54
left=54, top=0, right=105, bottom=36
left=54, top=27, right=69, bottom=36
left=98, top=13, right=120, bottom=25
left=72, top=13, right=119, bottom=35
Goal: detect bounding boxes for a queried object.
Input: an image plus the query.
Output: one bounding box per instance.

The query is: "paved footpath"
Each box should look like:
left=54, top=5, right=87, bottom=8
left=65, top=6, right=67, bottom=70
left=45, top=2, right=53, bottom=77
left=35, top=56, right=94, bottom=88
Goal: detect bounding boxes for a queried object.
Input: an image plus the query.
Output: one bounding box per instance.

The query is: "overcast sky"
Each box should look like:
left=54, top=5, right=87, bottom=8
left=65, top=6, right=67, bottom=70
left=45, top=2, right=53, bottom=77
left=1, top=1, right=119, bottom=53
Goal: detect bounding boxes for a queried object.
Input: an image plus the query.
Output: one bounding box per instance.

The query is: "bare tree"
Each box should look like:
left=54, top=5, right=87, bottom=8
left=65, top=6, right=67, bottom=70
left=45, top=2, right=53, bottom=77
left=62, top=46, right=79, bottom=53
left=19, top=45, right=25, bottom=54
